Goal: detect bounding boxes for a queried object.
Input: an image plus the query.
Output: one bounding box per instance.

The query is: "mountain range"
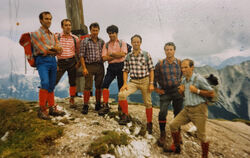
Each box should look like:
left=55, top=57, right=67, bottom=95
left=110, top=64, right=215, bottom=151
left=0, top=57, right=249, bottom=120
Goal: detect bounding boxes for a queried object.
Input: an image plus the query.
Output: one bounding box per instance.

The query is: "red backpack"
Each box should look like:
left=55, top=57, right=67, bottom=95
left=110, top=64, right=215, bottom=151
left=19, top=33, right=36, bottom=67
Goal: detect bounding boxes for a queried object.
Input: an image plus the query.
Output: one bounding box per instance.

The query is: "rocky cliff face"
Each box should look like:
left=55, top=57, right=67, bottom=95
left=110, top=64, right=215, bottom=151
left=195, top=60, right=250, bottom=120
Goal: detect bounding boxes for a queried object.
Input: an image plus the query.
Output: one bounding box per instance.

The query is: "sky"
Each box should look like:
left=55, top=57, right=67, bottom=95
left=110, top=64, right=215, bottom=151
left=0, top=0, right=250, bottom=76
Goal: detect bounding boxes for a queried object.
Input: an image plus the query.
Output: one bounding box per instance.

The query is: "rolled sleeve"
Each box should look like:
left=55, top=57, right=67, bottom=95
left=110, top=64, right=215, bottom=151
left=147, top=53, right=154, bottom=70
left=102, top=43, right=108, bottom=57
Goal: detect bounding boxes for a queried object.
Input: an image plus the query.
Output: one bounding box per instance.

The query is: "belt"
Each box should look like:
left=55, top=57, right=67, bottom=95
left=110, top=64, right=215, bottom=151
left=131, top=76, right=148, bottom=80
left=58, top=57, right=75, bottom=62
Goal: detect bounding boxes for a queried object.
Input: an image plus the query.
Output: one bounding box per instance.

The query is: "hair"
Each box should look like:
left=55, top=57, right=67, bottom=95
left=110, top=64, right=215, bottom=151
left=106, top=25, right=119, bottom=34
left=61, top=19, right=71, bottom=27
left=89, top=22, right=100, bottom=30
left=182, top=59, right=194, bottom=67
left=164, top=42, right=176, bottom=50
left=131, top=34, right=142, bottom=43
left=39, top=11, right=51, bottom=20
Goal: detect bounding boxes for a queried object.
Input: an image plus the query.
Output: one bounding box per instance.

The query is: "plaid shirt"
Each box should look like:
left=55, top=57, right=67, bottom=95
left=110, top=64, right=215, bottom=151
left=123, top=50, right=154, bottom=78
left=30, top=27, right=59, bottom=56
left=154, top=58, right=181, bottom=88
left=79, top=37, right=104, bottom=64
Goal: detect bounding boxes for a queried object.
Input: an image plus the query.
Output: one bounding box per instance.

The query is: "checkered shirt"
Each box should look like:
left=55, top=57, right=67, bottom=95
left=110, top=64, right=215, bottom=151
left=79, top=37, right=104, bottom=64
left=123, top=51, right=154, bottom=78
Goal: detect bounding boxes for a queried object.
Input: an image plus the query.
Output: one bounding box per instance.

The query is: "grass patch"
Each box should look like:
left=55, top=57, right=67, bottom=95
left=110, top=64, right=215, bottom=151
left=0, top=99, right=63, bottom=158
left=87, top=130, right=130, bottom=157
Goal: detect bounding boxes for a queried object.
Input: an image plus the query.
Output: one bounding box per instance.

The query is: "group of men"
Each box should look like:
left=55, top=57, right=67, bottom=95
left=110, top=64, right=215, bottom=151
left=30, top=11, right=215, bottom=158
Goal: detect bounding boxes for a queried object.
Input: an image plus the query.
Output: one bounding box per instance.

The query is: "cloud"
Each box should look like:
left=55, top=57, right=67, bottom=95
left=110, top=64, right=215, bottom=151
left=1, top=0, right=250, bottom=75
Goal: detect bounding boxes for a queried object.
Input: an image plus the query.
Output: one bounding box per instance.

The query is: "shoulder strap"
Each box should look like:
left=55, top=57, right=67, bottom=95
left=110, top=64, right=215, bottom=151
left=177, top=59, right=181, bottom=66
left=58, top=33, right=61, bottom=41
left=159, top=59, right=164, bottom=67
left=72, top=36, right=77, bottom=50
left=142, top=50, right=149, bottom=62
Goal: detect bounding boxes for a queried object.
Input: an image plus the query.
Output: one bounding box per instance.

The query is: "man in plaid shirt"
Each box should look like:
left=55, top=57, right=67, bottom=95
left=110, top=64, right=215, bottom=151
left=79, top=22, right=105, bottom=114
left=154, top=42, right=183, bottom=147
left=118, top=34, right=155, bottom=134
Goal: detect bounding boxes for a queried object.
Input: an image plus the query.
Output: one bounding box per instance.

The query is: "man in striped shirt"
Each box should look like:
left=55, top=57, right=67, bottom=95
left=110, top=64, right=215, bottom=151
left=30, top=11, right=65, bottom=120
left=154, top=42, right=183, bottom=147
left=118, top=34, right=155, bottom=134
left=165, top=59, right=214, bottom=158
left=55, top=19, right=80, bottom=108
left=79, top=22, right=105, bottom=114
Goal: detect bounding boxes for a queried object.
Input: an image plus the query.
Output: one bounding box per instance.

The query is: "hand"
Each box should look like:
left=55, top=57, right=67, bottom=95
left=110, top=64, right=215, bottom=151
left=189, top=85, right=198, bottom=94
left=148, top=84, right=154, bottom=92
left=155, top=88, right=165, bottom=95
left=75, top=62, right=81, bottom=69
left=82, top=67, right=88, bottom=76
left=57, top=66, right=59, bottom=71
left=120, top=84, right=128, bottom=91
left=178, top=85, right=185, bottom=94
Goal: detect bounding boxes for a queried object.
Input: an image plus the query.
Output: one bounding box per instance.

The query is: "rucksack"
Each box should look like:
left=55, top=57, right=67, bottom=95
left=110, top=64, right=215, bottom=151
left=194, top=74, right=219, bottom=105
left=19, top=32, right=36, bottom=67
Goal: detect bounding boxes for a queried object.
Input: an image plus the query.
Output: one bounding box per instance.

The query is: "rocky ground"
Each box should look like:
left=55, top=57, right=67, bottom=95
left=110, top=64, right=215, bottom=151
left=44, top=97, right=250, bottom=158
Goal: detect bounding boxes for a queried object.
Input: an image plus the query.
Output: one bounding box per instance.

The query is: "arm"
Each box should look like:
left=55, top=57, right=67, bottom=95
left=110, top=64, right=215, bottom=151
left=189, top=85, right=215, bottom=98
left=109, top=51, right=126, bottom=58
left=80, top=57, right=88, bottom=76
left=149, top=69, right=154, bottom=92
left=120, top=71, right=128, bottom=91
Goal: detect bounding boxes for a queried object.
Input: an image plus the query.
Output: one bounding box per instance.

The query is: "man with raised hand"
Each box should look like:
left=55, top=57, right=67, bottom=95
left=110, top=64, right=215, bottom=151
left=165, top=59, right=214, bottom=158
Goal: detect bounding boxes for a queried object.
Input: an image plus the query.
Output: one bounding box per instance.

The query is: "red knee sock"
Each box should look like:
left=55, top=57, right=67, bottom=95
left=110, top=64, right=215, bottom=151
left=146, top=108, right=153, bottom=123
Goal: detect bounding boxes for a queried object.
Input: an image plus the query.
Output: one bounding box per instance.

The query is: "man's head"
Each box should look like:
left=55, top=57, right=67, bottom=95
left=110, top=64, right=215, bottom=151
left=181, top=59, right=194, bottom=78
left=89, top=22, right=100, bottom=38
left=131, top=34, right=142, bottom=51
left=61, top=19, right=72, bottom=34
left=39, top=11, right=52, bottom=29
left=106, top=25, right=118, bottom=42
left=164, top=42, right=176, bottom=59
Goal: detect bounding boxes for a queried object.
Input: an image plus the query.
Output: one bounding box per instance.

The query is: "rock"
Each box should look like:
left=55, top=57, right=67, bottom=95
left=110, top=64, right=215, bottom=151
left=1, top=131, right=9, bottom=141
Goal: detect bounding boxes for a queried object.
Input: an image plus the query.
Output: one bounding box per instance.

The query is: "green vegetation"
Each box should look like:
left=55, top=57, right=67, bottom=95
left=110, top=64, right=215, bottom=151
left=87, top=130, right=130, bottom=157
left=0, top=99, right=63, bottom=158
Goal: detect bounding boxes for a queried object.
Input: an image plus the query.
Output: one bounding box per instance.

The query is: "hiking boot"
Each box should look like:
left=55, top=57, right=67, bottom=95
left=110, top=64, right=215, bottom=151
left=147, top=122, right=153, bottom=134
left=49, top=106, right=66, bottom=117
left=163, top=132, right=181, bottom=154
left=163, top=143, right=181, bottom=154
left=98, top=103, right=110, bottom=116
left=69, top=97, right=77, bottom=109
left=95, top=102, right=102, bottom=111
left=38, top=108, right=51, bottom=120
left=81, top=104, right=89, bottom=114
left=157, top=131, right=166, bottom=147
left=118, top=114, right=130, bottom=125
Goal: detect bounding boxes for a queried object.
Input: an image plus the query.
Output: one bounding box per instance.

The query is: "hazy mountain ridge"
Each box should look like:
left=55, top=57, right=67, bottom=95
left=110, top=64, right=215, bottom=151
left=0, top=59, right=249, bottom=120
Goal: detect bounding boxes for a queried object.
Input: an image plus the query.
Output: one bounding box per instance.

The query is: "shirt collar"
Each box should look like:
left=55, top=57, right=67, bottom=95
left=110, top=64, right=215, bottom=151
left=39, top=27, right=52, bottom=35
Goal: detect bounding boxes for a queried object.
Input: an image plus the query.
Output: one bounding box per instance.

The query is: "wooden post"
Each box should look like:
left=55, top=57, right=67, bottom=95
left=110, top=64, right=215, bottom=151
left=65, top=0, right=88, bottom=36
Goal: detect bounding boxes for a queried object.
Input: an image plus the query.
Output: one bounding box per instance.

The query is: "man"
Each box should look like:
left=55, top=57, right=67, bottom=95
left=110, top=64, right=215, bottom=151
left=55, top=19, right=80, bottom=108
left=165, top=59, right=214, bottom=158
left=79, top=22, right=105, bottom=114
left=118, top=34, right=154, bottom=134
left=98, top=25, right=127, bottom=116
left=30, top=11, right=65, bottom=120
left=154, top=42, right=183, bottom=147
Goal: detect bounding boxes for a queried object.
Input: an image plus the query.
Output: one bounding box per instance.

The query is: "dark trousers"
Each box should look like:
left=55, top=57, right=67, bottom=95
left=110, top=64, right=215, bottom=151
left=85, top=63, right=104, bottom=91
left=102, top=62, right=124, bottom=90
left=55, top=57, right=76, bottom=87
left=158, top=87, right=183, bottom=122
